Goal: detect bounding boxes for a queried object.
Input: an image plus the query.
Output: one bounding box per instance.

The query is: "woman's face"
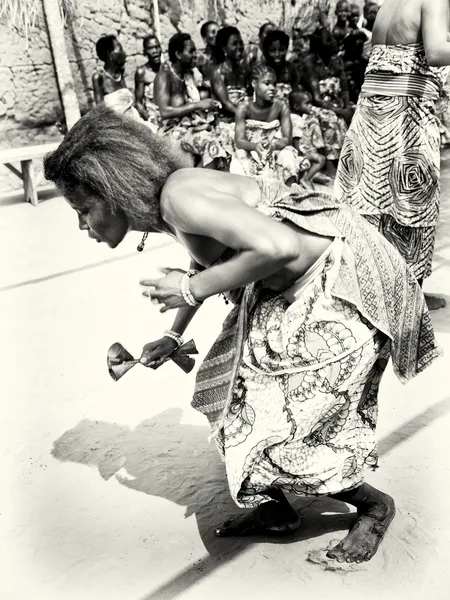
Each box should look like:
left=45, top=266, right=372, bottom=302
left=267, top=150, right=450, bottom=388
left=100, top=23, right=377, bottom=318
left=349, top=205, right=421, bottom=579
left=144, top=37, right=162, bottom=64
left=254, top=72, right=276, bottom=102
left=109, top=39, right=127, bottom=66
left=178, top=39, right=197, bottom=68
left=336, top=2, right=350, bottom=25
left=225, top=34, right=244, bottom=62
left=205, top=23, right=218, bottom=47
left=266, top=40, right=287, bottom=65
left=68, top=191, right=129, bottom=248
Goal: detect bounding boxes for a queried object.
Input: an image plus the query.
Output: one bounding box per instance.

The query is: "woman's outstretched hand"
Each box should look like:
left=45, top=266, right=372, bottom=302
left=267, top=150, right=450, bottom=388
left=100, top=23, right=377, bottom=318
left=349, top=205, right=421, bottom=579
left=140, top=336, right=178, bottom=369
left=140, top=268, right=190, bottom=312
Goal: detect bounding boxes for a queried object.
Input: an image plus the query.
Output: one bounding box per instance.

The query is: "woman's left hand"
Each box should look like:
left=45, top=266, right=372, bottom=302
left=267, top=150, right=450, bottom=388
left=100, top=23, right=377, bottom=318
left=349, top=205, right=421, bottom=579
left=140, top=268, right=189, bottom=312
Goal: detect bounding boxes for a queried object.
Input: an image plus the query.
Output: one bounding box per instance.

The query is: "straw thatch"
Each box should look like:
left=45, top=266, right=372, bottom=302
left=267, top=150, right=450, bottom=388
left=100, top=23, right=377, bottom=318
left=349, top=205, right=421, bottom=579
left=0, top=0, right=82, bottom=39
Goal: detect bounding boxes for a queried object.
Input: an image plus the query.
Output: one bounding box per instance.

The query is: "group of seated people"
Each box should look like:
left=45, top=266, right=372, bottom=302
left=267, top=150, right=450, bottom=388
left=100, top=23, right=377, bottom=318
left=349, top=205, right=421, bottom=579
left=91, top=3, right=380, bottom=188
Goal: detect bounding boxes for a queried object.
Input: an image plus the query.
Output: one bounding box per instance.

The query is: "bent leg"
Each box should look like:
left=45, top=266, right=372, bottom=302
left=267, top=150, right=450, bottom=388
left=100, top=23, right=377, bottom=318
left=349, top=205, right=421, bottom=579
left=215, top=488, right=301, bottom=537
left=327, top=482, right=396, bottom=563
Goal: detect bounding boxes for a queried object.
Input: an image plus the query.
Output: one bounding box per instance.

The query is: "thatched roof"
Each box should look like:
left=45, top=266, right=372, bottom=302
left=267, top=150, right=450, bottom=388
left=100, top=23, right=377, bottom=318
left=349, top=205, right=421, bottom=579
left=0, top=0, right=81, bottom=37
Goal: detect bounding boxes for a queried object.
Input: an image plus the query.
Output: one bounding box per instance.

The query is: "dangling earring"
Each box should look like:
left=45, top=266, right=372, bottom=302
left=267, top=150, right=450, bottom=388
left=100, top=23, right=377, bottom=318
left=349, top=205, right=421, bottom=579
left=137, top=231, right=148, bottom=252
left=252, top=90, right=256, bottom=102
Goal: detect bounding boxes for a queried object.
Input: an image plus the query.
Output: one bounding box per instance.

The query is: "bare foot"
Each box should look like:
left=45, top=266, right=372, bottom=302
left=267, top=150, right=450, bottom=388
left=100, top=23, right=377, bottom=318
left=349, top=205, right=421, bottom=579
left=326, top=492, right=395, bottom=563
left=312, top=173, right=332, bottom=185
left=214, top=499, right=301, bottom=537
left=425, top=294, right=446, bottom=310
left=300, top=178, right=316, bottom=191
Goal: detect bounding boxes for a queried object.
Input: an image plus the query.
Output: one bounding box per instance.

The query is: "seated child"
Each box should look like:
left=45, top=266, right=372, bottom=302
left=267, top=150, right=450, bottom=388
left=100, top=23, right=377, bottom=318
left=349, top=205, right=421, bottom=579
left=231, top=64, right=308, bottom=186
left=289, top=90, right=329, bottom=188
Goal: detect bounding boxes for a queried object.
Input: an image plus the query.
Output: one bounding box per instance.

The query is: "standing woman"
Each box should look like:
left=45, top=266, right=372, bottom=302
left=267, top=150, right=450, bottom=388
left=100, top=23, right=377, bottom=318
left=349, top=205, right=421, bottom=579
left=335, top=0, right=450, bottom=309
left=135, top=35, right=162, bottom=132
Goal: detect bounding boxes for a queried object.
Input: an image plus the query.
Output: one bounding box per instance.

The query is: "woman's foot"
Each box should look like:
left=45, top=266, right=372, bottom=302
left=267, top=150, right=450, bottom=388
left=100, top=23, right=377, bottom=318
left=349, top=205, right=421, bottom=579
left=299, top=178, right=316, bottom=191
left=215, top=497, right=301, bottom=537
left=312, top=172, right=332, bottom=185
left=327, top=486, right=396, bottom=563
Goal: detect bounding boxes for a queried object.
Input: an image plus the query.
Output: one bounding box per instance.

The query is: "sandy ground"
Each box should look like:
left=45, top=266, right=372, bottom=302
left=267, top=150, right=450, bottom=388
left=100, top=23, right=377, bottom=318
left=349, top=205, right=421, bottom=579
left=0, top=168, right=449, bottom=600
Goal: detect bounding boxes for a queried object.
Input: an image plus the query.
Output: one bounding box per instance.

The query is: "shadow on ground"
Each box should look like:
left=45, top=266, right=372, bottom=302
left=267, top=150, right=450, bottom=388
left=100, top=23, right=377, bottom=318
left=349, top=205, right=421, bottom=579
left=51, top=408, right=355, bottom=597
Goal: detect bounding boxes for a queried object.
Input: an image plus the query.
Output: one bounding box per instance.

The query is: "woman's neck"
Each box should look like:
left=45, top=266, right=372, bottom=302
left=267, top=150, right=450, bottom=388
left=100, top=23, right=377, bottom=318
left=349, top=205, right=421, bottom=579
left=147, top=61, right=160, bottom=73
left=224, top=57, right=239, bottom=71
left=253, top=97, right=272, bottom=110
left=104, top=62, right=123, bottom=78
left=172, top=61, right=187, bottom=77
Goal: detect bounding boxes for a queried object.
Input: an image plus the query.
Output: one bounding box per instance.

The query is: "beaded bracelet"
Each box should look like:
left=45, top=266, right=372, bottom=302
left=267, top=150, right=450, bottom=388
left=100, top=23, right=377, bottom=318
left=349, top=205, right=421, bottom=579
left=181, top=272, right=202, bottom=307
left=163, top=329, right=184, bottom=348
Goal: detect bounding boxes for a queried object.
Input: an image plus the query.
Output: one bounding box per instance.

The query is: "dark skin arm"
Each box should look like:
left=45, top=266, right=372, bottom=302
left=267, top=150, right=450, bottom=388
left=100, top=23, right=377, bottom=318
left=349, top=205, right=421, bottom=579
left=271, top=100, right=292, bottom=151
left=92, top=72, right=104, bottom=105
left=210, top=65, right=237, bottom=116
left=235, top=101, right=256, bottom=151
left=135, top=67, right=149, bottom=120
left=154, top=68, right=210, bottom=119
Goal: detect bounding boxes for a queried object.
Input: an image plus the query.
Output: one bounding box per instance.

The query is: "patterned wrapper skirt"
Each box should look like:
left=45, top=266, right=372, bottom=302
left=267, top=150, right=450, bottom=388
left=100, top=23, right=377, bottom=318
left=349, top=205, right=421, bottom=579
left=193, top=238, right=390, bottom=508
left=334, top=94, right=440, bottom=280
left=229, top=119, right=310, bottom=184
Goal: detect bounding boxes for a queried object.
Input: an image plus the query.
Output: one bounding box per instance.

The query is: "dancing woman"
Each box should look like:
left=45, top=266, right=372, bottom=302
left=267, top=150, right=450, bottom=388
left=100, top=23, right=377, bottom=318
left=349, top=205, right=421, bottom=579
left=44, top=105, right=440, bottom=564
left=335, top=0, right=450, bottom=309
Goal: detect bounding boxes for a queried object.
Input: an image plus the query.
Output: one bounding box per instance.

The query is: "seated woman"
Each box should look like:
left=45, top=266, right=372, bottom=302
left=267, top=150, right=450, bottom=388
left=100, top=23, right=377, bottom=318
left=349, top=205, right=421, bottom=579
left=154, top=32, right=226, bottom=169
left=134, top=35, right=163, bottom=132
left=92, top=35, right=127, bottom=104
left=196, top=21, right=219, bottom=86
left=231, top=64, right=308, bottom=186
left=243, top=21, right=276, bottom=72
left=296, top=26, right=353, bottom=174
left=261, top=29, right=300, bottom=101
left=44, top=104, right=440, bottom=565
left=210, top=26, right=248, bottom=119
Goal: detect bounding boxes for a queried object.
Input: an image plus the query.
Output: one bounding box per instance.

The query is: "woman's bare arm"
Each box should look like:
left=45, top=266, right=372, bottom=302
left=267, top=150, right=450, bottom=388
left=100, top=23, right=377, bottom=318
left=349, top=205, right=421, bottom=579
left=155, top=69, right=205, bottom=119
left=272, top=101, right=292, bottom=150
left=92, top=73, right=104, bottom=105
left=161, top=179, right=302, bottom=301
left=422, top=0, right=450, bottom=66
left=235, top=102, right=257, bottom=151
left=135, top=67, right=149, bottom=120
left=167, top=259, right=204, bottom=334
left=210, top=66, right=237, bottom=115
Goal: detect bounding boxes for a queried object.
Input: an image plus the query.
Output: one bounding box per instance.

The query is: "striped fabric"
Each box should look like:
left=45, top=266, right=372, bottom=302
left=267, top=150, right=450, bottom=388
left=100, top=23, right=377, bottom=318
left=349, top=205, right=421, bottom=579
left=335, top=43, right=444, bottom=280
left=361, top=72, right=440, bottom=100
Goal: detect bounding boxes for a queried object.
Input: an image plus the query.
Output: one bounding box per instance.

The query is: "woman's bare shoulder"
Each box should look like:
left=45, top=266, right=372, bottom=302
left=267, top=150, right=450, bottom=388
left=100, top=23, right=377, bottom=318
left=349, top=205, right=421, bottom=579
left=161, top=169, right=260, bottom=213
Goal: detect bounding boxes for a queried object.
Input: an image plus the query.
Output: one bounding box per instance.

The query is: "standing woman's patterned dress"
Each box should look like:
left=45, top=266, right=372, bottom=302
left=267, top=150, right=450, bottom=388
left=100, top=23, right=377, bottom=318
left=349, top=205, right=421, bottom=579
left=335, top=43, right=448, bottom=280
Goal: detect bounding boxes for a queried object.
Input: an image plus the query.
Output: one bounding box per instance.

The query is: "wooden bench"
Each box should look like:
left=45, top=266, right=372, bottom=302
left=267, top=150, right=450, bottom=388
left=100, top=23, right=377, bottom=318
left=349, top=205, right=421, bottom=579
left=0, top=142, right=60, bottom=206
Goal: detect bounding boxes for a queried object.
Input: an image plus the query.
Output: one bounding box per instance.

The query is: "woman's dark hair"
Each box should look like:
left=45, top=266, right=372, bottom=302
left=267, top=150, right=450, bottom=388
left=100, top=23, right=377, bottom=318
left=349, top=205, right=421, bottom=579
left=200, top=20, right=217, bottom=39
left=250, top=63, right=276, bottom=85
left=96, top=35, right=117, bottom=62
left=168, top=32, right=192, bottom=63
left=143, top=34, right=159, bottom=49
left=262, top=30, right=290, bottom=58
left=43, top=105, right=192, bottom=231
left=258, top=22, right=275, bottom=39
left=213, top=26, right=241, bottom=63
